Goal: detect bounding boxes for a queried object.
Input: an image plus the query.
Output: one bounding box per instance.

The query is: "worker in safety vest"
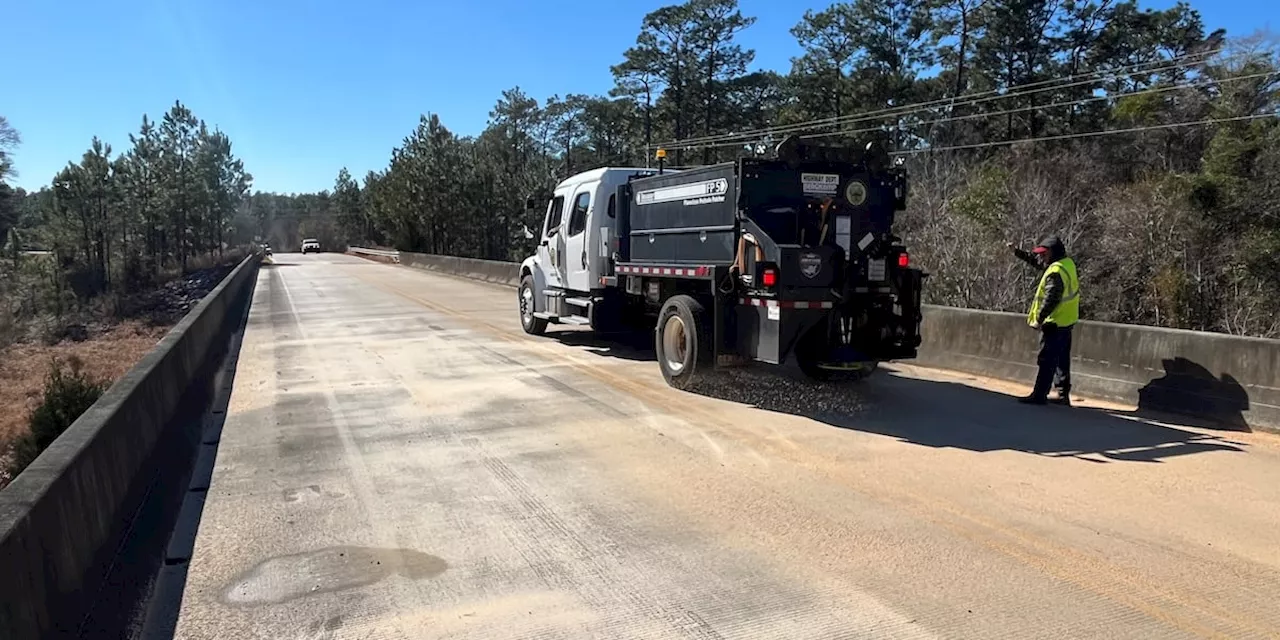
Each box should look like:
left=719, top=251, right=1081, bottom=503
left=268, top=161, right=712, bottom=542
left=1008, top=236, right=1080, bottom=406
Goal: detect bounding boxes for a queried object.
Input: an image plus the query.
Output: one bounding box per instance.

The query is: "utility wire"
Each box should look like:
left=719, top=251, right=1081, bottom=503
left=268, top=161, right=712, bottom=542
left=684, top=69, right=1278, bottom=150
left=887, top=112, right=1280, bottom=156
left=653, top=47, right=1229, bottom=149
left=802, top=71, right=1280, bottom=143
left=651, top=47, right=1231, bottom=149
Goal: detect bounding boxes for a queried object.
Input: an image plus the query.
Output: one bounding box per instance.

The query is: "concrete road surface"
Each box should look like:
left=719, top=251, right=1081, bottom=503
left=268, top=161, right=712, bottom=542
left=171, top=252, right=1280, bottom=639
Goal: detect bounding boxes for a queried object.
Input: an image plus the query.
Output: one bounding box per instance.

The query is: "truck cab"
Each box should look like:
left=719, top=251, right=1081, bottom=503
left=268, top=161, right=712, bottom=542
left=520, top=167, right=675, bottom=328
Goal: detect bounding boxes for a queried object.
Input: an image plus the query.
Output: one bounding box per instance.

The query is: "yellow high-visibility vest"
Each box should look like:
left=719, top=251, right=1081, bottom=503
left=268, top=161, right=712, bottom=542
left=1029, top=257, right=1080, bottom=327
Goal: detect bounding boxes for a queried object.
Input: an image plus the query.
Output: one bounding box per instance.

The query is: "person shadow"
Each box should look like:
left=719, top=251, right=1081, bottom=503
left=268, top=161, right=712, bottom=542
left=1135, top=357, right=1251, bottom=432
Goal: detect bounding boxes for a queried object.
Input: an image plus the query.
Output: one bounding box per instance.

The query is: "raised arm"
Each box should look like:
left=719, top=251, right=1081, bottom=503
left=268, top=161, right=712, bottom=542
left=1007, top=243, right=1042, bottom=271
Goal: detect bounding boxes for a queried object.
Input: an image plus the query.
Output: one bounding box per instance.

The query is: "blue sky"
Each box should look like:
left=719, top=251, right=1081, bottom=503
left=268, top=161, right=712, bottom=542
left=3, top=0, right=1275, bottom=194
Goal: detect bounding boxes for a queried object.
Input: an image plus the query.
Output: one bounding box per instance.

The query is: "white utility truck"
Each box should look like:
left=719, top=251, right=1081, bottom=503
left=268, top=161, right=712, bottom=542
left=518, top=136, right=926, bottom=389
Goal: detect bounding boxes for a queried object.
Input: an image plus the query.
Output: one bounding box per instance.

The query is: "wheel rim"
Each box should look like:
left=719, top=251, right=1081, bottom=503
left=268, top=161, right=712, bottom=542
left=520, top=286, right=534, bottom=325
left=661, top=315, right=689, bottom=374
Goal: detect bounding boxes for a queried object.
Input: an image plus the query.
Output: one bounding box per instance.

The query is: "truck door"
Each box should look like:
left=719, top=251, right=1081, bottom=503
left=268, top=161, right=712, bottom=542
left=563, top=186, right=594, bottom=293
left=537, top=195, right=566, bottom=289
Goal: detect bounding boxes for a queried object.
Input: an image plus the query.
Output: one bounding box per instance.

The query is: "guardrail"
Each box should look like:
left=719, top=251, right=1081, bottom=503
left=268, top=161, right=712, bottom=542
left=357, top=248, right=1280, bottom=433
left=0, top=254, right=261, bottom=638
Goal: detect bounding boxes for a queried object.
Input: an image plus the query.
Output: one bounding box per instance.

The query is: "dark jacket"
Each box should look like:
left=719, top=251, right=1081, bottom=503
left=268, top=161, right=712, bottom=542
left=1013, top=245, right=1065, bottom=326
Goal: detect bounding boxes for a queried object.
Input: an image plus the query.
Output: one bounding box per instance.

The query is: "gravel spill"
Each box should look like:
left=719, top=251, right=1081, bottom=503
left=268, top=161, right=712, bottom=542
left=688, top=367, right=871, bottom=418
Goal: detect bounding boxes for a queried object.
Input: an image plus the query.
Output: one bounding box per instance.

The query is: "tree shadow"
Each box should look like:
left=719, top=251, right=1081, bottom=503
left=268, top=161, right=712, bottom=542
left=1135, top=357, right=1250, bottom=432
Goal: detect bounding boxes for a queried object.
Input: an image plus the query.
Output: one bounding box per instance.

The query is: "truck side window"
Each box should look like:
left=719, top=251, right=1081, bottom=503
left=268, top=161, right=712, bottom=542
left=567, top=192, right=591, bottom=236
left=607, top=193, right=616, bottom=219
left=545, top=196, right=565, bottom=237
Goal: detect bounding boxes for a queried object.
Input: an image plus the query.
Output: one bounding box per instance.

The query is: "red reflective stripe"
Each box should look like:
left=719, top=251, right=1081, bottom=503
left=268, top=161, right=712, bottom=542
left=619, top=264, right=712, bottom=277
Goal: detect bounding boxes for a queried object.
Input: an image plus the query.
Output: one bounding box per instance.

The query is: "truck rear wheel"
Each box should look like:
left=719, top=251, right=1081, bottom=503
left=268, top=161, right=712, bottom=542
left=796, top=326, right=879, bottom=382
left=519, top=275, right=547, bottom=336
left=798, top=355, right=879, bottom=382
left=655, top=295, right=711, bottom=389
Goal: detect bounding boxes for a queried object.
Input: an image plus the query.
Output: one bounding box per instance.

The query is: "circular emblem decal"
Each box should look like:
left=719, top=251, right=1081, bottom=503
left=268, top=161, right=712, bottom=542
left=844, top=180, right=868, bottom=206
left=799, top=252, right=823, bottom=279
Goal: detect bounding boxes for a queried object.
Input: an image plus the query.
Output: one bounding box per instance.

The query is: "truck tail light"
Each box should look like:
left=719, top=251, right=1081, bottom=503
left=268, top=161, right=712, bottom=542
left=762, top=267, right=777, bottom=287
left=898, top=253, right=910, bottom=268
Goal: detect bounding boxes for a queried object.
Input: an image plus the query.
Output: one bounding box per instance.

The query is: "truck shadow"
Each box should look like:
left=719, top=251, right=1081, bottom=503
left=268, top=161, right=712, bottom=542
left=549, top=328, right=655, bottom=362
left=695, top=368, right=1247, bottom=464
left=547, top=330, right=1248, bottom=463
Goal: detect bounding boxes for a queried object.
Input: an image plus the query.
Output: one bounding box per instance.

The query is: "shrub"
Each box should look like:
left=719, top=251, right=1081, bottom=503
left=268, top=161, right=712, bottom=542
left=7, top=356, right=105, bottom=477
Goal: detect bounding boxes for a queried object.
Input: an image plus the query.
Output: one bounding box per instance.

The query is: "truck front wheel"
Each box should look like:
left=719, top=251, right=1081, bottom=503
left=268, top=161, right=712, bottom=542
left=519, top=275, right=548, bottom=336
left=656, top=295, right=711, bottom=389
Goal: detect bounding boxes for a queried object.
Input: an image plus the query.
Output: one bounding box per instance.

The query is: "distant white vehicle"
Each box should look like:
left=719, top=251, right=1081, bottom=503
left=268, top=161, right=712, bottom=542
left=301, top=238, right=321, bottom=254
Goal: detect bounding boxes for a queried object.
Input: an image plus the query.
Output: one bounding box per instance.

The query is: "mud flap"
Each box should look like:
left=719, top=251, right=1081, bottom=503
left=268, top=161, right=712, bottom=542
left=735, top=304, right=828, bottom=365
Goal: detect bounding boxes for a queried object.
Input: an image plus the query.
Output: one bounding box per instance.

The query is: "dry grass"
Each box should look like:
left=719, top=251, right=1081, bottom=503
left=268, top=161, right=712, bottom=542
left=0, top=321, right=170, bottom=486
left=0, top=250, right=250, bottom=486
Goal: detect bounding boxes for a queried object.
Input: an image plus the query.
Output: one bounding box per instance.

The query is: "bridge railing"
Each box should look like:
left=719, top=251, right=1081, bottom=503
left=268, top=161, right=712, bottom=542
left=355, top=247, right=1279, bottom=434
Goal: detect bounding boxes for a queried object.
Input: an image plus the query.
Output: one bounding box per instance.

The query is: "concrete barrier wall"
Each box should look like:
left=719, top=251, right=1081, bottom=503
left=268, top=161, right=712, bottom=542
left=372, top=249, right=1279, bottom=433
left=398, top=251, right=521, bottom=287
left=0, top=254, right=260, bottom=639
left=347, top=246, right=400, bottom=263
left=915, top=305, right=1279, bottom=432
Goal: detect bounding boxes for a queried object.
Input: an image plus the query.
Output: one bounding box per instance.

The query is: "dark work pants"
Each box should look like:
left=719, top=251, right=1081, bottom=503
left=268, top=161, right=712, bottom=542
left=1032, top=323, right=1073, bottom=399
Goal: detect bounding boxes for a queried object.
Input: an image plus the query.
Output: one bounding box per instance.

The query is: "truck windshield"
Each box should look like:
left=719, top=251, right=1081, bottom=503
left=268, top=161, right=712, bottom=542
left=545, top=197, right=565, bottom=236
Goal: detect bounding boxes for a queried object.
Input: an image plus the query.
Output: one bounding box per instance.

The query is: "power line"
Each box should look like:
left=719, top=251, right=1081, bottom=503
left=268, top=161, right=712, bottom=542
left=651, top=47, right=1231, bottom=150
left=800, top=70, right=1280, bottom=143
left=686, top=69, right=1278, bottom=151
left=653, top=47, right=1230, bottom=149
left=888, top=112, right=1280, bottom=156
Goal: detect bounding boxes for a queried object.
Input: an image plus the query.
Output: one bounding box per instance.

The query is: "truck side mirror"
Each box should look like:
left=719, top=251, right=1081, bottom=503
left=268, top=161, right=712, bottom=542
left=525, top=196, right=537, bottom=210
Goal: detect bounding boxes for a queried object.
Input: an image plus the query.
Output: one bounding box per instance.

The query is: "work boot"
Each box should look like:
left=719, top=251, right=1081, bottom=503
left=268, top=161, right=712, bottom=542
left=1017, top=395, right=1048, bottom=405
